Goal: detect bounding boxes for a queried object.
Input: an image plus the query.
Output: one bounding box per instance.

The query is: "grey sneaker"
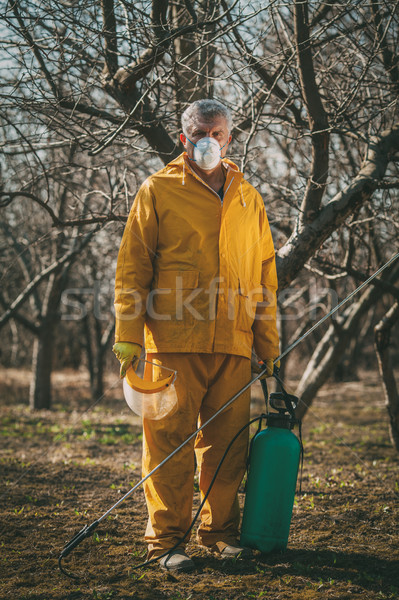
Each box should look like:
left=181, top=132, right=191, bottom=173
left=159, top=549, right=195, bottom=572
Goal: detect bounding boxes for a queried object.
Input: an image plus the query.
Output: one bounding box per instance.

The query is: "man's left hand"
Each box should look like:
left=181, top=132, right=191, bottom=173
left=253, top=358, right=280, bottom=379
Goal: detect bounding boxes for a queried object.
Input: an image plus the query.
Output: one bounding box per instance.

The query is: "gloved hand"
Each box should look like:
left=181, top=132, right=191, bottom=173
left=252, top=358, right=280, bottom=379
left=112, top=342, right=142, bottom=378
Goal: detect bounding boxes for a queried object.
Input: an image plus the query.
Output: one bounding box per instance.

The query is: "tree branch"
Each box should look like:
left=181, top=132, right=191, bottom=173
left=56, top=100, right=122, bottom=124
left=294, top=0, right=330, bottom=224
left=310, top=0, right=339, bottom=28
left=371, top=0, right=399, bottom=94
left=277, top=127, right=399, bottom=289
left=0, top=226, right=101, bottom=330
left=108, top=0, right=170, bottom=97
left=296, top=261, right=399, bottom=420
left=0, top=293, right=40, bottom=334
left=8, top=311, right=40, bottom=334
left=0, top=192, right=128, bottom=227
left=109, top=0, right=241, bottom=97
left=101, top=0, right=119, bottom=78
left=12, top=3, right=59, bottom=99
left=310, top=256, right=399, bottom=300
left=184, top=0, right=198, bottom=23
left=221, top=0, right=304, bottom=127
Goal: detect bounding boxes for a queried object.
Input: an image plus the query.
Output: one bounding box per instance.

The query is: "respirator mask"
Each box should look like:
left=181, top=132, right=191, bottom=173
left=186, top=136, right=228, bottom=170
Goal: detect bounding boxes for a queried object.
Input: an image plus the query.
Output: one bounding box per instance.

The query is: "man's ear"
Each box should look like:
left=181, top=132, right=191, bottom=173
left=180, top=133, right=186, bottom=146
left=221, top=134, right=232, bottom=157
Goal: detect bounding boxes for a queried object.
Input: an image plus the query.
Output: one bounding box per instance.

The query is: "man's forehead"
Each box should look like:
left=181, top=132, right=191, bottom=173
left=191, top=115, right=228, bottom=131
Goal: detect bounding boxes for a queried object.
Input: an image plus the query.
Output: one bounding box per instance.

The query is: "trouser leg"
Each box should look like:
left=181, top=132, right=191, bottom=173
left=195, top=354, right=251, bottom=548
left=142, top=353, right=206, bottom=560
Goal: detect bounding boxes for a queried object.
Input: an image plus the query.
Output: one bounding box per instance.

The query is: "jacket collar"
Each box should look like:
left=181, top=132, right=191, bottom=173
left=167, top=153, right=246, bottom=209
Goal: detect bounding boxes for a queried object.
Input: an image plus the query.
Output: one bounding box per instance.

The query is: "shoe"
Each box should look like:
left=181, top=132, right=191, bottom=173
left=213, top=541, right=252, bottom=558
left=159, top=549, right=195, bottom=572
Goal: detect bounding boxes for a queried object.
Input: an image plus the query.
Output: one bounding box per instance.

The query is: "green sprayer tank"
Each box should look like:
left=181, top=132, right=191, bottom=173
left=240, top=406, right=301, bottom=553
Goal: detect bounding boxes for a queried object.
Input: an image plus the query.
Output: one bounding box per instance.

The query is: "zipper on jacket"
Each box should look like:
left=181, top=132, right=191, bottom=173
left=185, top=160, right=231, bottom=203
left=184, top=159, right=246, bottom=209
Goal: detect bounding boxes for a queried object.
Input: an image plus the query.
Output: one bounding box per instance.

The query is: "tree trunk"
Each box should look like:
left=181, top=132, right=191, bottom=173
left=93, top=320, right=115, bottom=401
left=93, top=317, right=105, bottom=400
left=82, top=314, right=95, bottom=391
left=374, top=302, right=399, bottom=451
left=94, top=353, right=105, bottom=400
left=29, top=269, right=65, bottom=410
left=277, top=304, right=288, bottom=381
left=29, top=322, right=55, bottom=410
left=81, top=310, right=115, bottom=401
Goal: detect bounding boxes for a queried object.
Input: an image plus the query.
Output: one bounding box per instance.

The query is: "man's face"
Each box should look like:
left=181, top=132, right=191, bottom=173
left=180, top=115, right=232, bottom=162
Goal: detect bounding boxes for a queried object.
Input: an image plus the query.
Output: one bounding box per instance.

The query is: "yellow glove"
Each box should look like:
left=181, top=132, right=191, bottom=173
left=112, top=342, right=142, bottom=378
left=253, top=359, right=280, bottom=379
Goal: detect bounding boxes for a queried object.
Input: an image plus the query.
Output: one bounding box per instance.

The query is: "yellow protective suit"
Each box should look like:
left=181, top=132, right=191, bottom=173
left=114, top=153, right=279, bottom=556
left=114, top=153, right=279, bottom=361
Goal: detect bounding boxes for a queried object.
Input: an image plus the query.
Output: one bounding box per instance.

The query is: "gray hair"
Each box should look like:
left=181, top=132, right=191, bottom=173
left=181, top=99, right=233, bottom=136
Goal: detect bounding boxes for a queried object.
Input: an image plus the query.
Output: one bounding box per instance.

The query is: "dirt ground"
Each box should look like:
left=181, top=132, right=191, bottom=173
left=1, top=368, right=398, bottom=600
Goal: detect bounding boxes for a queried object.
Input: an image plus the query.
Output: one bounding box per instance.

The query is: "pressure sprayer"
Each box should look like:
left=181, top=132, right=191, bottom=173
left=240, top=375, right=302, bottom=552
left=58, top=252, right=398, bottom=578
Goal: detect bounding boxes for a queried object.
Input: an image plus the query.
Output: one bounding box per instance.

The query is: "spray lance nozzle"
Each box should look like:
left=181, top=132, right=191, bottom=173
left=60, top=521, right=100, bottom=559
left=58, top=520, right=100, bottom=579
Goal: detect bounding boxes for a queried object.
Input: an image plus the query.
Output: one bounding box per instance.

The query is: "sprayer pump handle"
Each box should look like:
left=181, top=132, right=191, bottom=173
left=271, top=372, right=299, bottom=417
left=269, top=391, right=298, bottom=414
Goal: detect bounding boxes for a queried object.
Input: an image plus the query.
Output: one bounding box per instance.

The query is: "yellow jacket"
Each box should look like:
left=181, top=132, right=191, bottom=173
left=114, top=153, right=279, bottom=360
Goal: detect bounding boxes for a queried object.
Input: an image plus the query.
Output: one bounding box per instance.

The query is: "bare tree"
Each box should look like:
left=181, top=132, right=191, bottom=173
left=1, top=1, right=399, bottom=419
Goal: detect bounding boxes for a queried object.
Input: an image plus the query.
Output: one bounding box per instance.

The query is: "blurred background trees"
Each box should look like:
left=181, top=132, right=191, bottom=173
left=1, top=1, right=398, bottom=440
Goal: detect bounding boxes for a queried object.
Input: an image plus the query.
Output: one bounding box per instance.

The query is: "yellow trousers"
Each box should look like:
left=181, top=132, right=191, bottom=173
left=142, top=353, right=251, bottom=559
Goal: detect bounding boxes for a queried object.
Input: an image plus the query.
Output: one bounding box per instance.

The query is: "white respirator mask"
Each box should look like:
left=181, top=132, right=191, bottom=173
left=186, top=136, right=228, bottom=170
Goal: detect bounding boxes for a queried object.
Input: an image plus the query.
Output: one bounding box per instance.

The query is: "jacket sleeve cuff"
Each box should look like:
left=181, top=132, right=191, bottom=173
left=115, top=317, right=145, bottom=347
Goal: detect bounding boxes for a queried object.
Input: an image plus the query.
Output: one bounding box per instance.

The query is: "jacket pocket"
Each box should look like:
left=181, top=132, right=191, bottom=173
left=149, top=270, right=200, bottom=323
left=238, top=278, right=263, bottom=303
left=235, top=278, right=262, bottom=333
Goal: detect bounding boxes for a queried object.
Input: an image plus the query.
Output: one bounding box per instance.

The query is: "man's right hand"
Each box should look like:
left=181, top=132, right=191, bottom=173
left=112, top=342, right=142, bottom=378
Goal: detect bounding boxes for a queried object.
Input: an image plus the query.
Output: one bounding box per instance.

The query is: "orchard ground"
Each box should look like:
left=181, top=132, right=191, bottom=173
left=0, top=368, right=398, bottom=600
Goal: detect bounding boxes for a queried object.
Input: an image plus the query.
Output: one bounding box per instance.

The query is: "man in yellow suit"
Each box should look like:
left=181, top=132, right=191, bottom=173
left=113, top=99, right=279, bottom=572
